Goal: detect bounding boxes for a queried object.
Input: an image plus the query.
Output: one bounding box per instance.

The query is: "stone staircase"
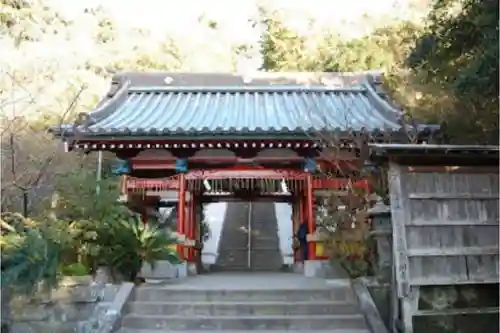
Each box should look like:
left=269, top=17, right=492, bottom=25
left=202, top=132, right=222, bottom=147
left=214, top=202, right=251, bottom=271
left=117, top=274, right=370, bottom=332
left=214, top=202, right=283, bottom=272
left=249, top=202, right=283, bottom=271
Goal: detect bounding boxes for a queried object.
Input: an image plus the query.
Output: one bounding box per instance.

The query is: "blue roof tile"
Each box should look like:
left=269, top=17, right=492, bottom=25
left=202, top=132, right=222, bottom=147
left=79, top=85, right=403, bottom=137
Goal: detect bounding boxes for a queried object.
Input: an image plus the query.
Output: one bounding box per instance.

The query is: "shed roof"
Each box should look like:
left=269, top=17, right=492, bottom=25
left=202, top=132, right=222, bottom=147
left=369, top=143, right=500, bottom=165
left=53, top=72, right=437, bottom=140
left=370, top=143, right=500, bottom=156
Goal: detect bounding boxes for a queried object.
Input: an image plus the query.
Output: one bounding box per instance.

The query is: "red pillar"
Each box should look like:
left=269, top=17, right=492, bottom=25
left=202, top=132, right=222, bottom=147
left=297, top=196, right=304, bottom=262
left=177, top=173, right=186, bottom=259
left=187, top=194, right=195, bottom=262
left=292, top=199, right=298, bottom=263
left=306, top=173, right=315, bottom=260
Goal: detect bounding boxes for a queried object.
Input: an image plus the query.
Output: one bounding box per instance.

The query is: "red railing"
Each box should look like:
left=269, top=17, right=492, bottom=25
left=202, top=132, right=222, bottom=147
left=125, top=175, right=370, bottom=192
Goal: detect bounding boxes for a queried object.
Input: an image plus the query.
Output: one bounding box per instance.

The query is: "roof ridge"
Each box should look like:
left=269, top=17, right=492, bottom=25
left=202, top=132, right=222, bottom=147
left=127, top=85, right=367, bottom=93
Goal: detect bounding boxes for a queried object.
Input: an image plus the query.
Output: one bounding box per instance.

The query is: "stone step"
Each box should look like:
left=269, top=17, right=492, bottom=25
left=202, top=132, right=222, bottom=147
left=217, top=253, right=248, bottom=260
left=218, top=201, right=283, bottom=271
left=210, top=265, right=289, bottom=273
left=251, top=240, right=280, bottom=245
left=250, top=250, right=282, bottom=256
left=217, top=252, right=282, bottom=261
left=218, top=247, right=281, bottom=252
left=132, top=288, right=355, bottom=302
left=118, top=329, right=370, bottom=333
left=251, top=242, right=280, bottom=248
left=251, top=237, right=280, bottom=243
left=121, top=314, right=367, bottom=330
left=248, top=258, right=283, bottom=266
left=126, top=300, right=360, bottom=316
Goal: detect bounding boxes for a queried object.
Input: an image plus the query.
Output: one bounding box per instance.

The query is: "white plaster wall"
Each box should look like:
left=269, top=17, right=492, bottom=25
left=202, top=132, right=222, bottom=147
left=201, top=202, right=226, bottom=265
left=275, top=203, right=294, bottom=265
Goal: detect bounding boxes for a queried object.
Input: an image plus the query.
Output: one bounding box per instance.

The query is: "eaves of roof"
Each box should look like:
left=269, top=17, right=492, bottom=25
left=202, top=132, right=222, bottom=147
left=51, top=72, right=439, bottom=141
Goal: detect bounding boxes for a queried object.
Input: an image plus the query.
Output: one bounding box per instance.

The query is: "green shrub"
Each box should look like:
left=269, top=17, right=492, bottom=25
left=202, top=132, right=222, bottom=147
left=74, top=207, right=180, bottom=282
left=1, top=224, right=62, bottom=295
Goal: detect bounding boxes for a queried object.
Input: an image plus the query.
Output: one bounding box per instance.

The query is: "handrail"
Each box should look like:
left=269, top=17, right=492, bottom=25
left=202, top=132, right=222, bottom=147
left=247, top=202, right=252, bottom=269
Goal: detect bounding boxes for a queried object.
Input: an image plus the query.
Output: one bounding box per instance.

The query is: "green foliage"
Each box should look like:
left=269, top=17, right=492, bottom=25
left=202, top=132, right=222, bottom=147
left=407, top=0, right=499, bottom=143
left=50, top=170, right=179, bottom=281
left=74, top=211, right=180, bottom=281
left=258, top=7, right=313, bottom=71
left=409, top=0, right=498, bottom=100
left=258, top=3, right=497, bottom=144
left=51, top=170, right=121, bottom=222
left=2, top=165, right=180, bottom=293
left=258, top=6, right=423, bottom=73
left=0, top=217, right=71, bottom=295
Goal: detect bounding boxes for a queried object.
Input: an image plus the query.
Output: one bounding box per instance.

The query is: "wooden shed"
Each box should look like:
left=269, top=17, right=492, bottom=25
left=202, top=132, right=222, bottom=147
left=370, top=144, right=499, bottom=333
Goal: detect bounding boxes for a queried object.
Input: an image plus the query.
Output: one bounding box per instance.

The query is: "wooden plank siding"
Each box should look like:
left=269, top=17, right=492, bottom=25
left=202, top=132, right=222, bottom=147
left=388, top=163, right=499, bottom=333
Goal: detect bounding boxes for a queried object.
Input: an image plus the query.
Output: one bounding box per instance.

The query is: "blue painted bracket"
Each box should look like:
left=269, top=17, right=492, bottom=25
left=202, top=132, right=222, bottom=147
left=304, top=158, right=317, bottom=173
left=111, top=159, right=131, bottom=175
left=175, top=159, right=188, bottom=173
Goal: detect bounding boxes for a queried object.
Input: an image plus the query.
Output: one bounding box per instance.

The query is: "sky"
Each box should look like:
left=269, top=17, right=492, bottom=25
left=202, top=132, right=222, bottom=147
left=46, top=0, right=424, bottom=72
left=48, top=0, right=421, bottom=39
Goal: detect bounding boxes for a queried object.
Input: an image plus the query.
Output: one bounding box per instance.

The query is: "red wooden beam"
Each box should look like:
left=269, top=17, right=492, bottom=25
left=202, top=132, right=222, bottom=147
left=130, top=160, right=177, bottom=170
left=130, top=157, right=359, bottom=169
left=125, top=175, right=371, bottom=192
left=187, top=168, right=307, bottom=180
left=127, top=177, right=179, bottom=190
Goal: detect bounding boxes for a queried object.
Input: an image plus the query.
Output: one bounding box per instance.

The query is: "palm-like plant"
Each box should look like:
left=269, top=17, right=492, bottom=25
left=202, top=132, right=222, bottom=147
left=103, top=216, right=180, bottom=281
left=75, top=207, right=180, bottom=282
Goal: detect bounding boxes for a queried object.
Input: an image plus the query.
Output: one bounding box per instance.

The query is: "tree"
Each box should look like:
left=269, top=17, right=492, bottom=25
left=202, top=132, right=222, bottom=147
left=257, top=2, right=498, bottom=144
left=258, top=7, right=316, bottom=71
left=0, top=70, right=87, bottom=216
left=407, top=0, right=499, bottom=143
left=0, top=0, right=69, bottom=45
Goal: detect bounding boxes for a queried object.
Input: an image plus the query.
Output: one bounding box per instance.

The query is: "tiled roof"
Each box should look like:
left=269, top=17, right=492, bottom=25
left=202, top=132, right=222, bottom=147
left=54, top=72, right=434, bottom=139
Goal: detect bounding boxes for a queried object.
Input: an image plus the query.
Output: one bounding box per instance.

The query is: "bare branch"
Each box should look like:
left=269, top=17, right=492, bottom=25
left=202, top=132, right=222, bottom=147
left=1, top=69, right=88, bottom=214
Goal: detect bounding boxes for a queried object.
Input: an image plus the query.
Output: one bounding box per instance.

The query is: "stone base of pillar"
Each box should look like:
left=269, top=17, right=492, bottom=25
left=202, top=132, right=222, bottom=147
left=293, top=262, right=304, bottom=273
left=176, top=262, right=188, bottom=278
left=304, top=260, right=327, bottom=278
left=304, top=260, right=351, bottom=278
left=187, top=262, right=198, bottom=276
left=140, top=260, right=176, bottom=280
left=140, top=261, right=188, bottom=280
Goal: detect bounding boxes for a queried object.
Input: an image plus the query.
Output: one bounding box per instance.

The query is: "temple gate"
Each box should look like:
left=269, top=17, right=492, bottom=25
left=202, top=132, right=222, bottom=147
left=53, top=72, right=438, bottom=276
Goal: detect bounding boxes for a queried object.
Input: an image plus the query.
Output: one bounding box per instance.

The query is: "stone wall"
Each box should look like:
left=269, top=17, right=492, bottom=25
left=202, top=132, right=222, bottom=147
left=9, top=275, right=119, bottom=333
